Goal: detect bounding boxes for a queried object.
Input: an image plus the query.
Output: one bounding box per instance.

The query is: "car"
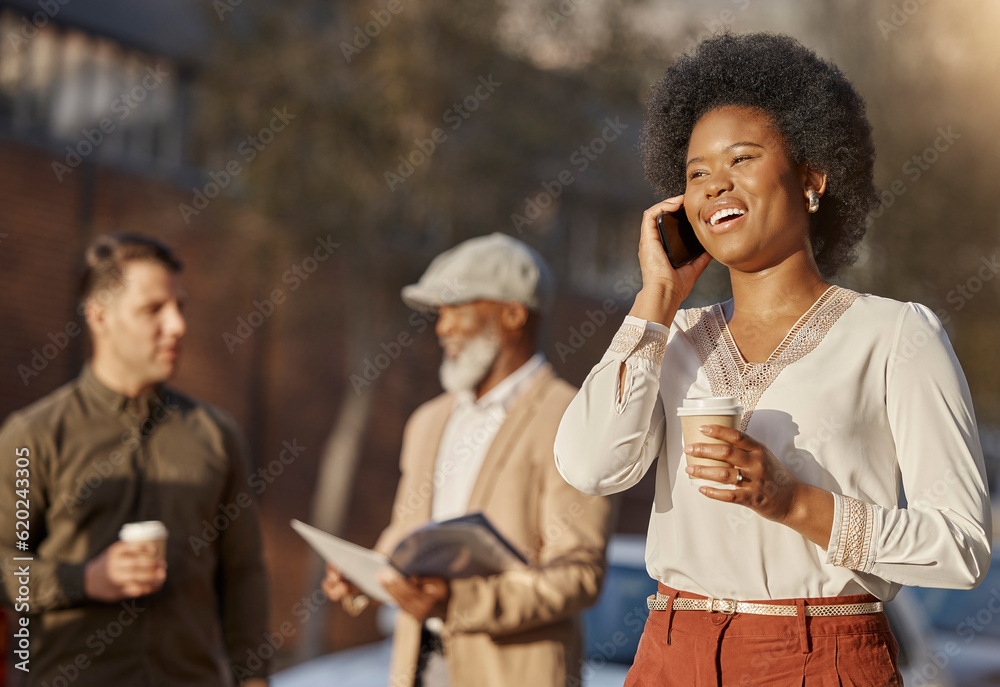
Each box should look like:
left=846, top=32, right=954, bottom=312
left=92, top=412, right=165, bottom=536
left=906, top=550, right=1000, bottom=687
left=884, top=586, right=958, bottom=687
left=576, top=534, right=655, bottom=686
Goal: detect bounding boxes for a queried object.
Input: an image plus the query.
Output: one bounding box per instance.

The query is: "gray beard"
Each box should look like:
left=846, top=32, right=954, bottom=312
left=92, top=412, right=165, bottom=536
left=439, top=332, right=502, bottom=394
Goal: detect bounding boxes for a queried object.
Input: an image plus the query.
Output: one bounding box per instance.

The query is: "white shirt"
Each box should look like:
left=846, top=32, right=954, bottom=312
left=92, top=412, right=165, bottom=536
left=431, top=353, right=546, bottom=521
left=554, top=286, right=992, bottom=601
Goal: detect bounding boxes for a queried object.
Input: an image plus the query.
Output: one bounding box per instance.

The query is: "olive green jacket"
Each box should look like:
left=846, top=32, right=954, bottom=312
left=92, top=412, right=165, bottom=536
left=0, top=366, right=269, bottom=686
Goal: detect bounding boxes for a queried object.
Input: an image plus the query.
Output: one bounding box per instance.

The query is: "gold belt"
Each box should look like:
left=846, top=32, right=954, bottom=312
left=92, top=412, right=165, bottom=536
left=647, top=592, right=883, bottom=617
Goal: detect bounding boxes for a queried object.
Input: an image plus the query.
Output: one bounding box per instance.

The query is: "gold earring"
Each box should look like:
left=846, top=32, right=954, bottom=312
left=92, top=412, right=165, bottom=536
left=807, top=190, right=820, bottom=214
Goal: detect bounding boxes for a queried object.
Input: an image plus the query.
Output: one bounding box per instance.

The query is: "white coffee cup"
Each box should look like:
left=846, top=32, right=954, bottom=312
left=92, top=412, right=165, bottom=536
left=678, top=397, right=744, bottom=487
left=119, top=520, right=168, bottom=561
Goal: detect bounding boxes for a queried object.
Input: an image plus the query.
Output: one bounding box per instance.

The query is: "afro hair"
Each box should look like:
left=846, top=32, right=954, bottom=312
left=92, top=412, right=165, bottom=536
left=640, top=32, right=879, bottom=278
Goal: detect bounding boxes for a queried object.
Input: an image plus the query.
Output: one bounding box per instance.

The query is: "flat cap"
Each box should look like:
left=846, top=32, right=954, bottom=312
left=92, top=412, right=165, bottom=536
left=401, top=233, right=554, bottom=313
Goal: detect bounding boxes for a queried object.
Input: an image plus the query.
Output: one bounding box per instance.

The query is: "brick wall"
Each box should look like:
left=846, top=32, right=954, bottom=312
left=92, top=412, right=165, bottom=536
left=0, top=136, right=653, bottom=671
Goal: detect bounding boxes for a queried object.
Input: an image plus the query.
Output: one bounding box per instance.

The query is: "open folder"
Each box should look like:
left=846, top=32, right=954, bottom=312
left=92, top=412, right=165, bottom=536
left=291, top=513, right=528, bottom=607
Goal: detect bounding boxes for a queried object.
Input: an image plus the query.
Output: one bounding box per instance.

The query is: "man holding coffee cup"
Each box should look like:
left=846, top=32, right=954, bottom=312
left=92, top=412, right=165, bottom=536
left=0, top=234, right=269, bottom=686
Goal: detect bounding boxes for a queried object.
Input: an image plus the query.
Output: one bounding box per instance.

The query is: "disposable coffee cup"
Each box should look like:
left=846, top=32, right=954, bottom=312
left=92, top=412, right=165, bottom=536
left=119, top=520, right=168, bottom=561
left=678, top=397, right=744, bottom=486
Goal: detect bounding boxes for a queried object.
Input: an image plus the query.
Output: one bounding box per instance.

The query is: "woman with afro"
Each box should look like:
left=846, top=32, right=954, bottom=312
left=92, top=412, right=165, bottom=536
left=555, top=32, right=990, bottom=685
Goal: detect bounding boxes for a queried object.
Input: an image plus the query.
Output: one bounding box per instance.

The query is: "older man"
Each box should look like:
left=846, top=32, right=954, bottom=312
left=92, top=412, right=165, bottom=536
left=325, top=233, right=612, bottom=687
left=0, top=234, right=269, bottom=686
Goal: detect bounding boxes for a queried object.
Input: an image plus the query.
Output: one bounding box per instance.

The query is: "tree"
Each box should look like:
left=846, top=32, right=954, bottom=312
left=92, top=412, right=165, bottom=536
left=195, top=0, right=679, bottom=656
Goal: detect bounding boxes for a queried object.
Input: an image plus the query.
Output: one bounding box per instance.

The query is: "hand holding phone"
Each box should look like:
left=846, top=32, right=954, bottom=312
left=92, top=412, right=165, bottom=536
left=656, top=210, right=706, bottom=269
left=630, top=197, right=712, bottom=327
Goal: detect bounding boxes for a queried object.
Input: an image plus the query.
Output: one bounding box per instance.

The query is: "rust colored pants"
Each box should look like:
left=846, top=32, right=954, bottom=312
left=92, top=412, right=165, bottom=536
left=624, top=583, right=902, bottom=687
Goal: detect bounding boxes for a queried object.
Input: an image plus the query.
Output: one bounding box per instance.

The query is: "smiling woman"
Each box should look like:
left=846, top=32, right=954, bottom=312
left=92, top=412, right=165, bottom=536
left=554, top=32, right=992, bottom=687
left=641, top=32, right=878, bottom=279
left=681, top=106, right=830, bottom=283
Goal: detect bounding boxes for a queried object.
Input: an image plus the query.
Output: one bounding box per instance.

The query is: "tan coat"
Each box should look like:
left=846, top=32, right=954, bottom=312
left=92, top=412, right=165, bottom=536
left=374, top=364, right=612, bottom=687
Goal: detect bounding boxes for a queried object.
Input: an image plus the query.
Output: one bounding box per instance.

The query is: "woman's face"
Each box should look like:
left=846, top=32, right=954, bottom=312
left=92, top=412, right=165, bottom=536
left=683, top=105, right=819, bottom=273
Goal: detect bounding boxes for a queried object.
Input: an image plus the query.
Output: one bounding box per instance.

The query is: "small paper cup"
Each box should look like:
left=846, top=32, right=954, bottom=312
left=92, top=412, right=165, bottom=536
left=119, top=520, right=168, bottom=561
left=678, top=397, right=744, bottom=487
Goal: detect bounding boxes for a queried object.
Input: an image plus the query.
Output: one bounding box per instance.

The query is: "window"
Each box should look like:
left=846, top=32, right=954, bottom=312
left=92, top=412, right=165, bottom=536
left=0, top=8, right=185, bottom=171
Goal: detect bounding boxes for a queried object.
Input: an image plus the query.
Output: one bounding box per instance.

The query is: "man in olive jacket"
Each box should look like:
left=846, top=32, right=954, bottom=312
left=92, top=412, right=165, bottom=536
left=0, top=234, right=269, bottom=686
left=325, top=233, right=612, bottom=687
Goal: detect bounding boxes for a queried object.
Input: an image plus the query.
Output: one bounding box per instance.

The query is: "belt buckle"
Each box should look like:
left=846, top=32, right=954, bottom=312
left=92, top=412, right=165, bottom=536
left=709, top=597, right=737, bottom=615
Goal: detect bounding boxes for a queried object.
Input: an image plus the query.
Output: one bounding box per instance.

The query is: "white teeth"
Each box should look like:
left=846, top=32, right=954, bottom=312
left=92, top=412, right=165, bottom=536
left=709, top=207, right=746, bottom=226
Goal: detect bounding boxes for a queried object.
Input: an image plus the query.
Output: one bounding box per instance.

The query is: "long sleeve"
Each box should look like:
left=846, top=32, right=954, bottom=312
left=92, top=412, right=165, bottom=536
left=825, top=303, right=992, bottom=588
left=554, top=315, right=672, bottom=496
left=444, top=433, right=611, bottom=637
left=0, top=414, right=88, bottom=612
left=210, top=410, right=270, bottom=682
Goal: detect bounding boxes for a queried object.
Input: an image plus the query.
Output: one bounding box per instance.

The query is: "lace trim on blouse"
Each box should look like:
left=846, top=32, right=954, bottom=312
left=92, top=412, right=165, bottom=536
left=609, top=323, right=669, bottom=365
left=685, top=285, right=860, bottom=432
left=832, top=495, right=877, bottom=572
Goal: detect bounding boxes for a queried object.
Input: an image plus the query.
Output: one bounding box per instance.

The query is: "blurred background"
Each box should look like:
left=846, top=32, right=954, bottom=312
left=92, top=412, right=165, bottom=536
left=1, top=0, right=998, bottom=682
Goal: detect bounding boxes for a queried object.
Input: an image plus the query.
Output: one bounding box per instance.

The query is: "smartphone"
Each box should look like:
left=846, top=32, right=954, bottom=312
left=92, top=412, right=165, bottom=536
left=656, top=209, right=706, bottom=268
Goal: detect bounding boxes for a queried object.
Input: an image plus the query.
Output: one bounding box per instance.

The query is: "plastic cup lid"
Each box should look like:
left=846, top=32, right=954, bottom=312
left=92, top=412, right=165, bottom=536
left=119, top=520, right=168, bottom=541
left=676, top=396, right=744, bottom=416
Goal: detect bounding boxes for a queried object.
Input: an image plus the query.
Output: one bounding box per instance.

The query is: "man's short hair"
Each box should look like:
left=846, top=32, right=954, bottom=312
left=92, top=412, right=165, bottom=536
left=79, top=233, right=183, bottom=302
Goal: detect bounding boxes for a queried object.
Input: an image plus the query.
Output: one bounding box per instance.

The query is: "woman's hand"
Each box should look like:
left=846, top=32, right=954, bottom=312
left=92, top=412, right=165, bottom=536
left=630, top=195, right=713, bottom=326
left=684, top=424, right=834, bottom=547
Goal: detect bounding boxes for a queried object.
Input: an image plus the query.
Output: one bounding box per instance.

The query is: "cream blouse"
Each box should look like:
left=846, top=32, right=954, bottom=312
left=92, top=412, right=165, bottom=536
left=554, top=286, right=992, bottom=601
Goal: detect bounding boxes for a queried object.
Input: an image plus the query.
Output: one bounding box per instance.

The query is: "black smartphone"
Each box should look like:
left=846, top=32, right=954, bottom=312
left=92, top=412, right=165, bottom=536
left=656, top=209, right=706, bottom=268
